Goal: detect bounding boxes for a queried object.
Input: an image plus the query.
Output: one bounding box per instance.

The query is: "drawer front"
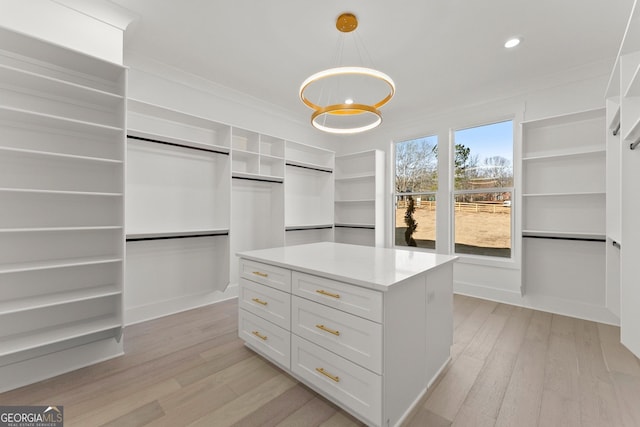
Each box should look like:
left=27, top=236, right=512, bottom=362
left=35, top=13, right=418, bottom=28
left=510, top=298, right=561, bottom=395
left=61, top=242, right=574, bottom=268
left=239, top=278, right=290, bottom=330
left=239, top=309, right=290, bottom=369
left=292, top=296, right=382, bottom=374
left=291, top=335, right=381, bottom=427
left=239, top=259, right=291, bottom=292
left=292, top=271, right=382, bottom=322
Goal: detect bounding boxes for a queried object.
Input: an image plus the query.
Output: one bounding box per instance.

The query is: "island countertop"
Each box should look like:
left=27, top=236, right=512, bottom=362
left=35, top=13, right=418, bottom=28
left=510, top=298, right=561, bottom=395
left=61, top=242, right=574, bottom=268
left=237, top=242, right=458, bottom=291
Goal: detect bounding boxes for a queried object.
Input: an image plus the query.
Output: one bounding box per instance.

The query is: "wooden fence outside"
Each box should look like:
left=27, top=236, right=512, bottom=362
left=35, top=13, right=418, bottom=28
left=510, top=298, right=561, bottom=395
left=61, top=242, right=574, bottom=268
left=397, top=200, right=511, bottom=214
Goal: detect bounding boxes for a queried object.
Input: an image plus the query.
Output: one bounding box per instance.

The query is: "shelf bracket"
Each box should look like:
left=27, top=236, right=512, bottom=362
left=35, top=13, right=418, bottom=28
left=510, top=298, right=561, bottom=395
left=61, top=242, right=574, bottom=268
left=631, top=139, right=640, bottom=150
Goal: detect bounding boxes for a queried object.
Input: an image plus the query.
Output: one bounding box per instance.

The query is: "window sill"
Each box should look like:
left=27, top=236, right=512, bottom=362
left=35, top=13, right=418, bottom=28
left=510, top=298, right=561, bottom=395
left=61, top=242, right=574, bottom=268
left=455, top=253, right=520, bottom=270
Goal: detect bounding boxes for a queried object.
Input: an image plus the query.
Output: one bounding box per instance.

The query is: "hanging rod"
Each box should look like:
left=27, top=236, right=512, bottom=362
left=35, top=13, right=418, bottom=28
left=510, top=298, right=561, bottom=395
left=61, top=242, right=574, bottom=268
left=232, top=175, right=283, bottom=184
left=127, top=135, right=229, bottom=156
left=285, top=162, right=333, bottom=174
left=335, top=224, right=375, bottom=230
left=523, top=234, right=605, bottom=243
left=127, top=230, right=229, bottom=242
left=612, top=122, right=621, bottom=136
left=612, top=240, right=621, bottom=249
left=285, top=224, right=334, bottom=231
left=630, top=138, right=640, bottom=150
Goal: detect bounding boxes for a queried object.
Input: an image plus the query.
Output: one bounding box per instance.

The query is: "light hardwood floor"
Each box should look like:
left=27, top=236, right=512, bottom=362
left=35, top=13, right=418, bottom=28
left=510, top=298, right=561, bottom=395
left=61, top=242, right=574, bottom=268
left=1, top=295, right=639, bottom=426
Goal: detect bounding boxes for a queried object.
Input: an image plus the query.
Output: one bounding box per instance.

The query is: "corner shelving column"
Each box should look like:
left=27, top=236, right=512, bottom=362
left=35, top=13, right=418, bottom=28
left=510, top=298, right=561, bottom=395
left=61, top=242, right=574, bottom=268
left=334, top=150, right=385, bottom=247
left=284, top=141, right=335, bottom=246
left=0, top=27, right=126, bottom=392
left=521, top=109, right=612, bottom=320
left=126, top=100, right=232, bottom=324
left=615, top=0, right=640, bottom=358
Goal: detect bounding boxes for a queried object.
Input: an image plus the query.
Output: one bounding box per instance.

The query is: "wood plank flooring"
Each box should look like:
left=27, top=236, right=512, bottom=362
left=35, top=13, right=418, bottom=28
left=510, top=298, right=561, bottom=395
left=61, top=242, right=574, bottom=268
left=1, top=295, right=639, bottom=426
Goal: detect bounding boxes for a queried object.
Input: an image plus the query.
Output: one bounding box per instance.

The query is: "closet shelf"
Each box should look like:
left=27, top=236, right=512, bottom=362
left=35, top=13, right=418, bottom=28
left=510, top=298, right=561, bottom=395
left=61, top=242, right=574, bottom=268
left=522, top=191, right=605, bottom=197
left=522, top=148, right=605, bottom=161
left=0, top=188, right=123, bottom=197
left=0, top=146, right=122, bottom=164
left=0, top=315, right=121, bottom=358
left=0, top=226, right=122, bottom=233
left=232, top=148, right=260, bottom=157
left=334, top=199, right=375, bottom=203
left=0, top=105, right=123, bottom=137
left=624, top=62, right=640, bottom=97
left=0, top=63, right=124, bottom=106
left=0, top=256, right=122, bottom=275
left=335, top=173, right=375, bottom=181
left=0, top=285, right=121, bottom=315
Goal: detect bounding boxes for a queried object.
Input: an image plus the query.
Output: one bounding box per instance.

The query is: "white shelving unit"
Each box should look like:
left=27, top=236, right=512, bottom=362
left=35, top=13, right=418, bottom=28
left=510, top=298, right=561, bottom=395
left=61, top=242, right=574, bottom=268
left=521, top=108, right=606, bottom=305
left=231, top=129, right=284, bottom=182
left=125, top=100, right=232, bottom=324
left=607, top=0, right=640, bottom=358
left=284, top=141, right=335, bottom=246
left=334, top=150, right=385, bottom=247
left=0, top=27, right=126, bottom=391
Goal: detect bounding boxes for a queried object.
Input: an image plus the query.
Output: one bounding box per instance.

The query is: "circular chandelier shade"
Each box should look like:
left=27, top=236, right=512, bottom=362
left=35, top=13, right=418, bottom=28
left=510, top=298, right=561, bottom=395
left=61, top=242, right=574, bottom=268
left=299, top=66, right=396, bottom=113
left=299, top=13, right=395, bottom=134
left=311, top=103, right=382, bottom=134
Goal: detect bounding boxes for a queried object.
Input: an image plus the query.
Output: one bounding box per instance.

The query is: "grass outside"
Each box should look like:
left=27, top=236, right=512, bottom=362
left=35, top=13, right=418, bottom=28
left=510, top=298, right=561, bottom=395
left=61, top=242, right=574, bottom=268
left=395, top=204, right=511, bottom=257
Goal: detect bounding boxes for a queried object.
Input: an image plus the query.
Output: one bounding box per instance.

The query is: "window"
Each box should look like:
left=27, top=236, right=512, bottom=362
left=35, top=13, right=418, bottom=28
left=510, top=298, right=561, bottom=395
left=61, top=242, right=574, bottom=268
left=394, top=136, right=438, bottom=249
left=453, top=120, right=513, bottom=258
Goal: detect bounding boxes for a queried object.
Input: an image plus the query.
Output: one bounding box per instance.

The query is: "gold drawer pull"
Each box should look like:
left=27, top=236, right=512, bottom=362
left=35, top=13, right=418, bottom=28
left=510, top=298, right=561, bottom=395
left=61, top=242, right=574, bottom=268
left=252, top=330, right=267, bottom=340
left=316, top=289, right=340, bottom=299
left=316, top=367, right=340, bottom=382
left=252, top=271, right=269, bottom=278
left=316, top=324, right=340, bottom=336
left=252, top=297, right=268, bottom=306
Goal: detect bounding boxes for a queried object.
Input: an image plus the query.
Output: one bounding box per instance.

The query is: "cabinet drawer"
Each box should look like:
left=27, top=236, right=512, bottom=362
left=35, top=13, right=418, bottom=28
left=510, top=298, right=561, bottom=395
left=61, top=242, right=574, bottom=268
left=239, top=259, right=291, bottom=292
left=291, top=335, right=381, bottom=427
left=292, top=296, right=382, bottom=374
left=292, top=271, right=382, bottom=322
left=239, top=278, right=290, bottom=330
left=239, top=309, right=290, bottom=369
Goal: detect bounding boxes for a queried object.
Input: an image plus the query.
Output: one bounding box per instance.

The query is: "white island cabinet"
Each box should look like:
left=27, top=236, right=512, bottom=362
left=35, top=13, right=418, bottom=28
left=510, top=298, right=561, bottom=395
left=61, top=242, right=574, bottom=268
left=237, top=242, right=457, bottom=427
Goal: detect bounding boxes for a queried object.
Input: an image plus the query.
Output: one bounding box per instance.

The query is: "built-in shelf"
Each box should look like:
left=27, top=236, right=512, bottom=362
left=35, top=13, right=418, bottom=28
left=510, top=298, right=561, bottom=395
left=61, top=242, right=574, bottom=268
left=624, top=62, right=640, bottom=97
left=0, top=315, right=121, bottom=358
left=335, top=199, right=375, bottom=203
left=335, top=173, right=376, bottom=181
left=0, top=146, right=123, bottom=164
left=522, top=191, right=605, bottom=197
left=0, top=226, right=122, bottom=233
left=0, top=255, right=123, bottom=275
left=0, top=63, right=123, bottom=107
left=0, top=188, right=123, bottom=197
left=522, top=148, right=605, bottom=161
left=0, top=105, right=123, bottom=137
left=0, top=285, right=121, bottom=315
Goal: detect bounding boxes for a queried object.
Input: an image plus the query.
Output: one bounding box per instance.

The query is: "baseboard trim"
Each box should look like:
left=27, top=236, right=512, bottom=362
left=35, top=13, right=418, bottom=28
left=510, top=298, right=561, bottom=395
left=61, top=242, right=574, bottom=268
left=124, top=283, right=239, bottom=326
left=454, top=280, right=620, bottom=326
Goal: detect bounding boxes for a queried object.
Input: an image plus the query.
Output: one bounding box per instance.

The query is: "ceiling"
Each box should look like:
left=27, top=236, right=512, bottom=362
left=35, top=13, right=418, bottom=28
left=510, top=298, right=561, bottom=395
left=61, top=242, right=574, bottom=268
left=110, top=0, right=635, bottom=129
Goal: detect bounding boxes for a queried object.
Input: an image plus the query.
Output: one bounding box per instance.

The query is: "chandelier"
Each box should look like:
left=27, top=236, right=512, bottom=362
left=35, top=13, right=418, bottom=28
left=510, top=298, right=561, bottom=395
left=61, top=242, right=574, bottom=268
left=299, top=13, right=395, bottom=134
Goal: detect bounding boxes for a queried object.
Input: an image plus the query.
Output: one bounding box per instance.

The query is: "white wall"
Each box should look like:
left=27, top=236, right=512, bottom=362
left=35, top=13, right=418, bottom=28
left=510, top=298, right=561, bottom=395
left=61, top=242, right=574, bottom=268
left=334, top=59, right=618, bottom=324
left=0, top=0, right=130, bottom=64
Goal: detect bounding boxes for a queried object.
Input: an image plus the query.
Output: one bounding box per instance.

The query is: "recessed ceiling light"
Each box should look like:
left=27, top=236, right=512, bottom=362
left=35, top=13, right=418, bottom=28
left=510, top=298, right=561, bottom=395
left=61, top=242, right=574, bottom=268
left=504, top=37, right=521, bottom=48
